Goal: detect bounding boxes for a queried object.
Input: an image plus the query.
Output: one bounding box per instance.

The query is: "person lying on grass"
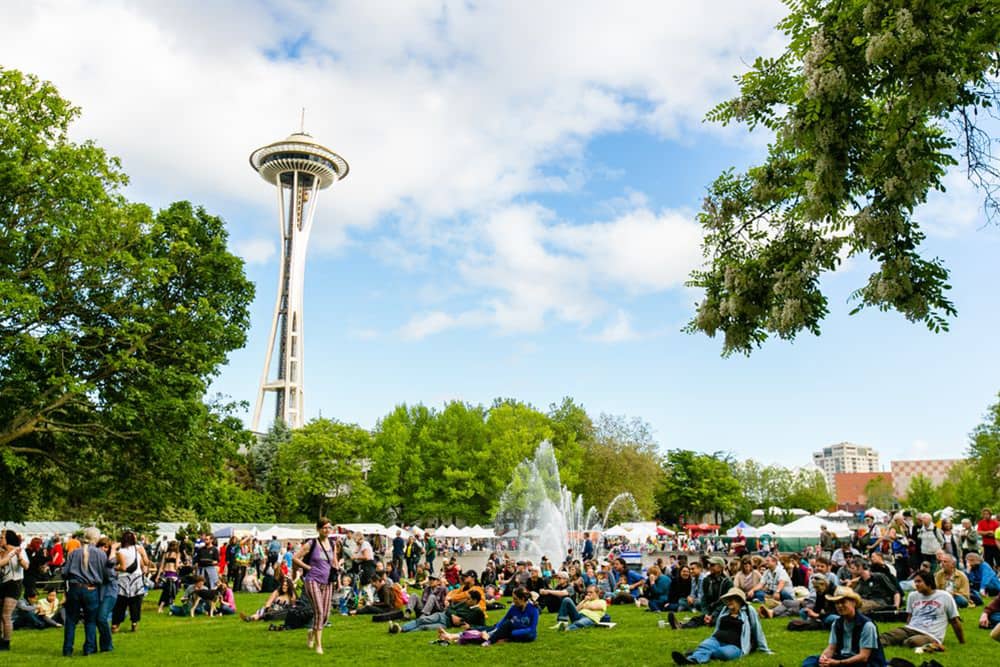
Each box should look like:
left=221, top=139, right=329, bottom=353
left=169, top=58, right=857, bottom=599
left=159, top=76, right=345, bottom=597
left=435, top=587, right=538, bottom=645
left=800, top=586, right=886, bottom=667
left=392, top=589, right=486, bottom=633
left=553, top=585, right=606, bottom=631
left=670, top=586, right=771, bottom=665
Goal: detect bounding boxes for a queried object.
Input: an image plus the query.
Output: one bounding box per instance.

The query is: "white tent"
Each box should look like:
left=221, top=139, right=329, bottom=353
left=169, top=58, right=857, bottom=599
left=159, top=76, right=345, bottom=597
left=750, top=509, right=765, bottom=517
left=337, top=523, right=387, bottom=536
left=261, top=525, right=303, bottom=541
left=774, top=515, right=851, bottom=538
left=815, top=509, right=830, bottom=517
left=864, top=507, right=888, bottom=521
left=757, top=522, right=783, bottom=535
left=788, top=508, right=810, bottom=516
left=467, top=525, right=495, bottom=539
left=385, top=524, right=408, bottom=537
left=436, top=524, right=461, bottom=537
left=603, top=525, right=629, bottom=537
left=829, top=510, right=854, bottom=519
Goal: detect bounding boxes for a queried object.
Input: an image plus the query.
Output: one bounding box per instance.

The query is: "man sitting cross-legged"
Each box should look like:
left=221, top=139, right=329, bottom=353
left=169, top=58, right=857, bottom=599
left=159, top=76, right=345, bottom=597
left=879, top=570, right=964, bottom=650
left=801, top=586, right=886, bottom=667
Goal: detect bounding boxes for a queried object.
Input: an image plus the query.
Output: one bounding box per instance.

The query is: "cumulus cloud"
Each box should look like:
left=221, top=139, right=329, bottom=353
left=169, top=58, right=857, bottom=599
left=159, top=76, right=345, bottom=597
left=232, top=238, right=276, bottom=265
left=589, top=310, right=640, bottom=343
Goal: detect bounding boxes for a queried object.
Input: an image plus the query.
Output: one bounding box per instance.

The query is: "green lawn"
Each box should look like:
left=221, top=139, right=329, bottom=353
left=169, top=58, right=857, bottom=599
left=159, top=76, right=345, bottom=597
left=9, top=593, right=998, bottom=665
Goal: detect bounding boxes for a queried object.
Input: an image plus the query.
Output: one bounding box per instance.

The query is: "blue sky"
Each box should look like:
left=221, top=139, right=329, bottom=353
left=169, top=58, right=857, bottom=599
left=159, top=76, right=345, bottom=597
left=3, top=1, right=999, bottom=467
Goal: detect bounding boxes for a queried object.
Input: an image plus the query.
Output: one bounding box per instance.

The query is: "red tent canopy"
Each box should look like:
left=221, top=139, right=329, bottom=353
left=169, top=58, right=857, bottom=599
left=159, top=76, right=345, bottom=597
left=683, top=523, right=721, bottom=536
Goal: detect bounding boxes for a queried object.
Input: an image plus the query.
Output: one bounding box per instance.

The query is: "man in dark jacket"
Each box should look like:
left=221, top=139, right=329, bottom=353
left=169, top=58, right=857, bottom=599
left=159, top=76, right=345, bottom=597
left=672, top=557, right=733, bottom=629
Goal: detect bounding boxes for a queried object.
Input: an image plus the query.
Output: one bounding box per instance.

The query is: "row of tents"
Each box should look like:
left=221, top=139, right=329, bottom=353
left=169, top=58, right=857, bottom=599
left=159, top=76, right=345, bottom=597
left=726, top=514, right=851, bottom=539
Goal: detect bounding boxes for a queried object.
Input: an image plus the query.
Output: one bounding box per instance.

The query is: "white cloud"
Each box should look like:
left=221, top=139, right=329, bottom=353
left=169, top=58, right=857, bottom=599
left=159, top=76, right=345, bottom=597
left=589, top=310, right=640, bottom=343
left=0, top=0, right=785, bottom=251
left=232, top=238, right=276, bottom=265
left=917, top=168, right=989, bottom=238
left=399, top=310, right=488, bottom=341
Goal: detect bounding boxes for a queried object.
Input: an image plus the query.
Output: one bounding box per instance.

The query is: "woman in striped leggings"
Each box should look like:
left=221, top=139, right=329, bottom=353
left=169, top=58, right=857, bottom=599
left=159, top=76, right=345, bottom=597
left=292, top=518, right=339, bottom=655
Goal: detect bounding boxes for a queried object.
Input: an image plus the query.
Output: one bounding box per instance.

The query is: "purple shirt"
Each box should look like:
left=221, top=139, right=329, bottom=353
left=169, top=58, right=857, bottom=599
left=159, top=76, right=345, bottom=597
left=304, top=538, right=337, bottom=584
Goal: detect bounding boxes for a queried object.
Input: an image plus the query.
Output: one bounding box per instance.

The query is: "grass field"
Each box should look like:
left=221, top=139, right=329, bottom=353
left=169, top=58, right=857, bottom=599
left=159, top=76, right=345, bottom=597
left=8, top=593, right=998, bottom=665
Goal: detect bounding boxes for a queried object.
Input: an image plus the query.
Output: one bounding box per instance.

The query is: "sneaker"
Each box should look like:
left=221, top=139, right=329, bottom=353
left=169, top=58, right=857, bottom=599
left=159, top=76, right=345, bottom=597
left=667, top=612, right=678, bottom=630
left=671, top=651, right=692, bottom=665
left=388, top=621, right=401, bottom=635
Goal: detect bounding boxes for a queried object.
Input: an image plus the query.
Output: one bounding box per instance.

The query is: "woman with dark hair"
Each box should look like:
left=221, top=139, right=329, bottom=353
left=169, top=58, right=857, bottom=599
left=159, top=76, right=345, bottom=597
left=292, top=517, right=339, bottom=655
left=241, top=575, right=297, bottom=622
left=111, top=531, right=150, bottom=633
left=157, top=540, right=182, bottom=614
left=1, top=529, right=30, bottom=651
left=95, top=537, right=117, bottom=654
left=23, top=536, right=48, bottom=599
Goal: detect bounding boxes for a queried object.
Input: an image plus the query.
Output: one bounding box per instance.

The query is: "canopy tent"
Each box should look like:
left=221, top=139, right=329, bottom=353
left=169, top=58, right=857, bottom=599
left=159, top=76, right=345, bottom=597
left=815, top=509, right=830, bottom=517
left=466, top=525, right=496, bottom=539
left=774, top=515, right=851, bottom=538
left=336, top=523, right=387, bottom=536
left=726, top=521, right=758, bottom=537
left=213, top=525, right=258, bottom=539
left=788, top=508, right=809, bottom=516
left=603, top=525, right=630, bottom=537
left=1, top=521, right=81, bottom=537
left=684, top=523, right=720, bottom=537
left=435, top=524, right=462, bottom=538
left=750, top=509, right=765, bottom=517
left=260, top=525, right=303, bottom=541
left=756, top=522, right=783, bottom=535
left=656, top=525, right=675, bottom=536
left=933, top=506, right=956, bottom=520
left=828, top=510, right=854, bottom=519
left=864, top=507, right=888, bottom=521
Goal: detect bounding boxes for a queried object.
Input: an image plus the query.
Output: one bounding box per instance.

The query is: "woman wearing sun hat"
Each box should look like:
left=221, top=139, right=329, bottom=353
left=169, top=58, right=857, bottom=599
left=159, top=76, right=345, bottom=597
left=671, top=586, right=772, bottom=664
left=801, top=586, right=886, bottom=667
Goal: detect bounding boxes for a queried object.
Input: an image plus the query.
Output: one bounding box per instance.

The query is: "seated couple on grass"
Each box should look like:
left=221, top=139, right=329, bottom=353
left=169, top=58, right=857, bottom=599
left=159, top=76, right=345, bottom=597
left=435, top=587, right=539, bottom=645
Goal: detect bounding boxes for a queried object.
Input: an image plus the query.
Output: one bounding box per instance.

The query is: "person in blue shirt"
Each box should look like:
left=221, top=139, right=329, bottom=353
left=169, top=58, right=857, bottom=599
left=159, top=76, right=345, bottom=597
left=611, top=558, right=644, bottom=598
left=435, top=586, right=538, bottom=645
left=801, top=586, right=886, bottom=667
left=965, top=552, right=1000, bottom=605
left=640, top=565, right=672, bottom=611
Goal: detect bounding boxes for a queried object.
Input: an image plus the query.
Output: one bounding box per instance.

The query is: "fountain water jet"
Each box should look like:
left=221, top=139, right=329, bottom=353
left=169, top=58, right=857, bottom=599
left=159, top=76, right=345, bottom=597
left=496, top=441, right=641, bottom=565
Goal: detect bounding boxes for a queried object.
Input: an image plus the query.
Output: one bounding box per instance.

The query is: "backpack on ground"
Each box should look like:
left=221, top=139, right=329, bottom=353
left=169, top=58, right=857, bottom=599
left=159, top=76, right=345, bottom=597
left=282, top=600, right=314, bottom=630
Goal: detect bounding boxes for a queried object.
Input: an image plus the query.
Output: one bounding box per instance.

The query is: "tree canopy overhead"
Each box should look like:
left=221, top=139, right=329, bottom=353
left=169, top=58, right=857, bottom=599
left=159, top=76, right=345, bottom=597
left=0, top=68, right=254, bottom=519
left=687, top=0, right=1000, bottom=356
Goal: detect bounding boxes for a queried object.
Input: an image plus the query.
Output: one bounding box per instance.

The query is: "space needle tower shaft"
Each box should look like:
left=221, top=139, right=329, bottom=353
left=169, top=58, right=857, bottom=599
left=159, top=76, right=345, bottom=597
left=249, top=128, right=348, bottom=431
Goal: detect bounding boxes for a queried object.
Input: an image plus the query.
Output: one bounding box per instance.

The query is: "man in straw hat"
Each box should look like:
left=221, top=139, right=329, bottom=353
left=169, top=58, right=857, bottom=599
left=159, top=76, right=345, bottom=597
left=670, top=586, right=771, bottom=664
left=801, top=586, right=886, bottom=667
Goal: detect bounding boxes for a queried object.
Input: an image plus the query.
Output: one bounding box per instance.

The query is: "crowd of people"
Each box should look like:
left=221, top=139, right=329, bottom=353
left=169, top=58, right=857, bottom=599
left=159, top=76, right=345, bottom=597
left=1, top=506, right=999, bottom=663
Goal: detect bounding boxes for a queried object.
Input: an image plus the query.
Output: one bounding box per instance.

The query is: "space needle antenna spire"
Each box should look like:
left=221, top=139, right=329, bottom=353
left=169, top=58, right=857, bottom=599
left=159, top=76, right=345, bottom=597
left=248, top=122, right=349, bottom=431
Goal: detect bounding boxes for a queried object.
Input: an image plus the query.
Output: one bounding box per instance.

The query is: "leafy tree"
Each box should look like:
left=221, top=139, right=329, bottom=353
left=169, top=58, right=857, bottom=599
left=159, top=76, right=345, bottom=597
left=249, top=419, right=290, bottom=492
left=905, top=473, right=939, bottom=512
left=936, top=460, right=994, bottom=514
left=0, top=68, right=254, bottom=520
left=579, top=414, right=663, bottom=519
left=863, top=474, right=896, bottom=509
left=967, top=391, right=1000, bottom=504
left=785, top=468, right=835, bottom=513
left=368, top=404, right=434, bottom=522
left=686, top=1, right=1000, bottom=355
left=547, top=396, right=593, bottom=492
left=731, top=460, right=792, bottom=519
left=272, top=418, right=374, bottom=521
left=657, top=450, right=741, bottom=523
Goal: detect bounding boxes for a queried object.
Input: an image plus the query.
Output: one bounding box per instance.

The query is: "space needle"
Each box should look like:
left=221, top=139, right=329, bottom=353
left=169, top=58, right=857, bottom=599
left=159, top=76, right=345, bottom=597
left=249, top=123, right=349, bottom=431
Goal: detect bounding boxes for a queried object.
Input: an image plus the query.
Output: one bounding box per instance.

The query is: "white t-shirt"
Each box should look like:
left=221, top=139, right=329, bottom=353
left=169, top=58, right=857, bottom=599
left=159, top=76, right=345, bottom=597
left=905, top=589, right=958, bottom=643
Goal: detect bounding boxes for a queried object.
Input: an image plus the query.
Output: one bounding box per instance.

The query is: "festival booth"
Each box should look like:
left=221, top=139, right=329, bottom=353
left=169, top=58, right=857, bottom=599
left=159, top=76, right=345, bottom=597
left=772, top=515, right=851, bottom=552
left=726, top=521, right=758, bottom=537
left=0, top=521, right=81, bottom=538
left=683, top=522, right=720, bottom=537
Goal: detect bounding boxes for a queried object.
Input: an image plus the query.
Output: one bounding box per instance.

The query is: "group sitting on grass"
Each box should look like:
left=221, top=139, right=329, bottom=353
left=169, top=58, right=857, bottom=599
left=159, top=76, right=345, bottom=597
left=3, top=506, right=1000, bottom=664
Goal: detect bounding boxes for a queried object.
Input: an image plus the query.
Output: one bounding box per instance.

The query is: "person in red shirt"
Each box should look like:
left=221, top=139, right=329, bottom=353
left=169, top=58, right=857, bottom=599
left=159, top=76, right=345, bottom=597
left=978, top=508, right=1000, bottom=569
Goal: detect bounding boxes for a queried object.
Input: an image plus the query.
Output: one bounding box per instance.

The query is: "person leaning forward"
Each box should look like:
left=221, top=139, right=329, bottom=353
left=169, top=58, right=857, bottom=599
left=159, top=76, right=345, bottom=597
left=62, top=527, right=109, bottom=657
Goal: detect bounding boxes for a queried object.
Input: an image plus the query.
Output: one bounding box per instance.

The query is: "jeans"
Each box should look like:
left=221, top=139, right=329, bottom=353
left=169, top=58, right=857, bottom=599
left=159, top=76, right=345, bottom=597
left=401, top=610, right=448, bottom=632
left=688, top=636, right=742, bottom=663
left=953, top=594, right=969, bottom=608
left=63, top=585, right=100, bottom=656
left=986, top=611, right=1000, bottom=628
left=648, top=598, right=671, bottom=612
left=201, top=565, right=219, bottom=589
left=556, top=597, right=596, bottom=630
left=97, top=592, right=116, bottom=652
left=753, top=588, right=793, bottom=603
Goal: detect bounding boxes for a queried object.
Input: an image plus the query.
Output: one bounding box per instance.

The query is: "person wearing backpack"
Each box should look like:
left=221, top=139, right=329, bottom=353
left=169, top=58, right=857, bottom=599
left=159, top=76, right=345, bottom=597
left=801, top=586, right=886, bottom=667
left=291, top=518, right=339, bottom=655
left=914, top=514, right=944, bottom=572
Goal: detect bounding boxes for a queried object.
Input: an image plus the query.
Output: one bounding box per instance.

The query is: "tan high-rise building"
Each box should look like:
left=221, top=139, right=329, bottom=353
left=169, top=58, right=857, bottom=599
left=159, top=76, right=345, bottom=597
left=813, top=442, right=881, bottom=496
